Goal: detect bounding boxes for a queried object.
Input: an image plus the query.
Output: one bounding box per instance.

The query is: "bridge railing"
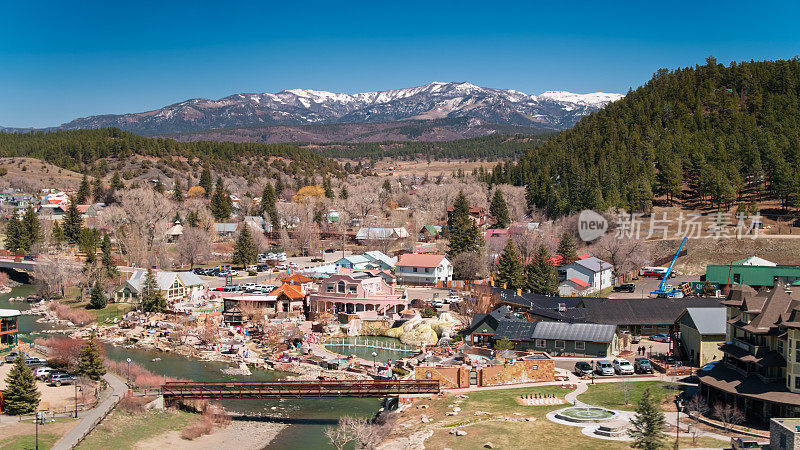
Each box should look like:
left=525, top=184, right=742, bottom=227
left=160, top=380, right=440, bottom=399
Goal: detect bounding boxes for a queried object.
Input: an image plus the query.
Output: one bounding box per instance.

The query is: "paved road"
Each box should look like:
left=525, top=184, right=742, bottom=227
left=52, top=373, right=127, bottom=450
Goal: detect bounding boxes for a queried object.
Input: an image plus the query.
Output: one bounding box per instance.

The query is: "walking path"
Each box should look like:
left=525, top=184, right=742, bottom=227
left=52, top=372, right=127, bottom=450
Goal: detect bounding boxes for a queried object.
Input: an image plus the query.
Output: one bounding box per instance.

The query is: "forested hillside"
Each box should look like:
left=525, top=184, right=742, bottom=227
left=489, top=58, right=800, bottom=217
left=0, top=128, right=341, bottom=178
left=314, top=133, right=549, bottom=160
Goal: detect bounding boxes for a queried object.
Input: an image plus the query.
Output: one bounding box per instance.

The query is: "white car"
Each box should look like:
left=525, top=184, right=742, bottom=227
left=228, top=270, right=239, bottom=277
left=35, top=366, right=55, bottom=380
left=613, top=358, right=634, bottom=375
left=242, top=283, right=256, bottom=290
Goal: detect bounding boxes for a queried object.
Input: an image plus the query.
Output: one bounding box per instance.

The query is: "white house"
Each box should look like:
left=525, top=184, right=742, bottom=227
left=395, top=254, right=453, bottom=285
left=557, top=256, right=613, bottom=296
left=334, top=251, right=396, bottom=271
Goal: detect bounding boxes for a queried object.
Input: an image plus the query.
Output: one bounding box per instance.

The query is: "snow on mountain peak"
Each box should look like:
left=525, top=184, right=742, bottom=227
left=537, top=91, right=624, bottom=106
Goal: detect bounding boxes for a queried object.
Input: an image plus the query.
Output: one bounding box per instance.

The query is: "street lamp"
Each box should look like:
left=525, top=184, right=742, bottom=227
left=35, top=411, right=43, bottom=450
left=74, top=382, right=82, bottom=418
left=126, top=358, right=132, bottom=386
left=371, top=351, right=377, bottom=373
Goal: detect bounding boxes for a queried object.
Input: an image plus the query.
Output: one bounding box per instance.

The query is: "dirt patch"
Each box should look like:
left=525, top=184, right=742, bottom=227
left=133, top=420, right=286, bottom=450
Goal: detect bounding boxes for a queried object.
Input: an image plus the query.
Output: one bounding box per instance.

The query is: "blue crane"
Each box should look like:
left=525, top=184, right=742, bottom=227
left=650, top=236, right=688, bottom=298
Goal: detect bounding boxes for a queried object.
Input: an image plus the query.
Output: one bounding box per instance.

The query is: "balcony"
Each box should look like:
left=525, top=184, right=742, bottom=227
left=733, top=337, right=771, bottom=357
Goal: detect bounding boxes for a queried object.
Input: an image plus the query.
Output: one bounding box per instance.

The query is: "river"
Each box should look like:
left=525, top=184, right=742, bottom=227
left=2, top=285, right=382, bottom=449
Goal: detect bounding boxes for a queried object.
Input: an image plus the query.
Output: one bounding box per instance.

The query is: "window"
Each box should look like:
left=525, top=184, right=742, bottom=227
left=733, top=273, right=741, bottom=283
left=348, top=284, right=358, bottom=294
left=326, top=284, right=334, bottom=293
left=337, top=281, right=345, bottom=294
left=778, top=339, right=784, bottom=355
left=425, top=371, right=432, bottom=379
left=795, top=376, right=800, bottom=390
left=413, top=267, right=418, bottom=273
left=795, top=340, right=800, bottom=364
left=555, top=340, right=565, bottom=349
left=535, top=339, right=546, bottom=348
left=574, top=341, right=585, bottom=350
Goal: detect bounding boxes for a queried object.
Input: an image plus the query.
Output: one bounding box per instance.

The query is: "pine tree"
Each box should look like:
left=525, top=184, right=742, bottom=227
left=75, top=173, right=91, bottom=204
left=153, top=178, right=165, bottom=194
left=447, top=191, right=483, bottom=259
left=22, top=206, right=40, bottom=249
left=172, top=177, right=184, bottom=202
left=140, top=268, right=166, bottom=313
left=199, top=168, right=213, bottom=198
left=210, top=178, right=232, bottom=220
left=63, top=198, right=83, bottom=244
left=489, top=188, right=510, bottom=228
left=51, top=221, right=64, bottom=246
left=100, top=233, right=117, bottom=278
left=76, top=330, right=107, bottom=381
left=2, top=355, right=40, bottom=414
left=340, top=186, right=349, bottom=200
left=233, top=225, right=258, bottom=266
left=557, top=231, right=579, bottom=265
left=495, top=239, right=524, bottom=290
left=382, top=179, right=392, bottom=194
left=79, top=228, right=99, bottom=264
left=526, top=244, right=559, bottom=295
left=260, top=182, right=279, bottom=230
left=322, top=177, right=334, bottom=198
left=88, top=282, right=107, bottom=309
left=628, top=387, right=666, bottom=450
left=275, top=177, right=284, bottom=197
left=92, top=177, right=105, bottom=201
left=110, top=172, right=124, bottom=191
left=4, top=217, right=24, bottom=254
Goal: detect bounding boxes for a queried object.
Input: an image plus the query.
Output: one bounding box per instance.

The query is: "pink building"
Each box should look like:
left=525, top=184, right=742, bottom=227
left=308, top=273, right=407, bottom=317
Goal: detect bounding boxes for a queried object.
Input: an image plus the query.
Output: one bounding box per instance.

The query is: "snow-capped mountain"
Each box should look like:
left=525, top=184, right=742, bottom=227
left=59, top=82, right=623, bottom=135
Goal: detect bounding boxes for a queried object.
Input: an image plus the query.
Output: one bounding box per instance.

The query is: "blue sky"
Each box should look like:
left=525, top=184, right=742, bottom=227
left=2, top=0, right=799, bottom=127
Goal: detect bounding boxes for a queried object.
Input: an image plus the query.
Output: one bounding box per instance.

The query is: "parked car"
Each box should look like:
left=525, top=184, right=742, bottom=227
left=256, top=264, right=269, bottom=272
left=730, top=437, right=761, bottom=450
left=221, top=285, right=241, bottom=293
left=573, top=361, right=593, bottom=376
left=650, top=333, right=671, bottom=343
left=594, top=360, right=615, bottom=376
left=35, top=366, right=56, bottom=380
left=228, top=270, right=239, bottom=277
left=612, top=358, right=634, bottom=375
left=242, top=283, right=257, bottom=290
left=48, top=372, right=77, bottom=386
left=614, top=283, right=636, bottom=293
left=634, top=357, right=654, bottom=374
left=25, top=357, right=48, bottom=367
left=324, top=248, right=336, bottom=253
left=4, top=351, right=24, bottom=363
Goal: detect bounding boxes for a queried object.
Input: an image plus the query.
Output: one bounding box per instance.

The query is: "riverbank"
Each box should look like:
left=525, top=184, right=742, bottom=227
left=134, top=419, right=287, bottom=450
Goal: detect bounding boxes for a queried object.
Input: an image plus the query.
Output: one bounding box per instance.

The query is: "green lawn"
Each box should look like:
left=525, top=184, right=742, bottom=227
left=577, top=380, right=679, bottom=411
left=88, top=303, right=133, bottom=323
left=0, top=432, right=61, bottom=450
left=76, top=410, right=194, bottom=450
left=406, top=385, right=725, bottom=450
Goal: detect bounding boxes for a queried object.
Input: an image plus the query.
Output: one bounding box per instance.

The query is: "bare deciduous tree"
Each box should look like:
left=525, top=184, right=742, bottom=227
left=591, top=234, right=650, bottom=275
left=34, top=255, right=79, bottom=300
left=176, top=227, right=212, bottom=268
left=619, top=378, right=632, bottom=405
left=713, top=402, right=744, bottom=431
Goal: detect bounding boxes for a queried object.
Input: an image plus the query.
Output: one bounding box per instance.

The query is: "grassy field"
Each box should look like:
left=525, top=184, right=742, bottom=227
left=0, top=432, right=61, bottom=450
left=577, top=380, right=678, bottom=411
left=390, top=383, right=725, bottom=450
left=76, top=410, right=194, bottom=450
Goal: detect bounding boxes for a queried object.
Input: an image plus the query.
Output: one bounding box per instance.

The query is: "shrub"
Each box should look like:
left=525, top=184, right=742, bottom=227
left=48, top=302, right=92, bottom=326
left=118, top=393, right=152, bottom=413
left=35, top=336, right=87, bottom=368
left=105, top=358, right=185, bottom=387
left=180, top=416, right=213, bottom=440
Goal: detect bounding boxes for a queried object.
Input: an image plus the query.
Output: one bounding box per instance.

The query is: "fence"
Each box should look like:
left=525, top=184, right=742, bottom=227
left=325, top=337, right=416, bottom=353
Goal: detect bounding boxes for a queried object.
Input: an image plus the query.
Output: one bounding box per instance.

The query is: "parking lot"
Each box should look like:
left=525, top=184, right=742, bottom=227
left=608, top=274, right=697, bottom=299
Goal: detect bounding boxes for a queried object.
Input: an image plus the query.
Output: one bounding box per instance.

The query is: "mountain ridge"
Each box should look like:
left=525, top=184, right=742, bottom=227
left=54, top=82, right=622, bottom=135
